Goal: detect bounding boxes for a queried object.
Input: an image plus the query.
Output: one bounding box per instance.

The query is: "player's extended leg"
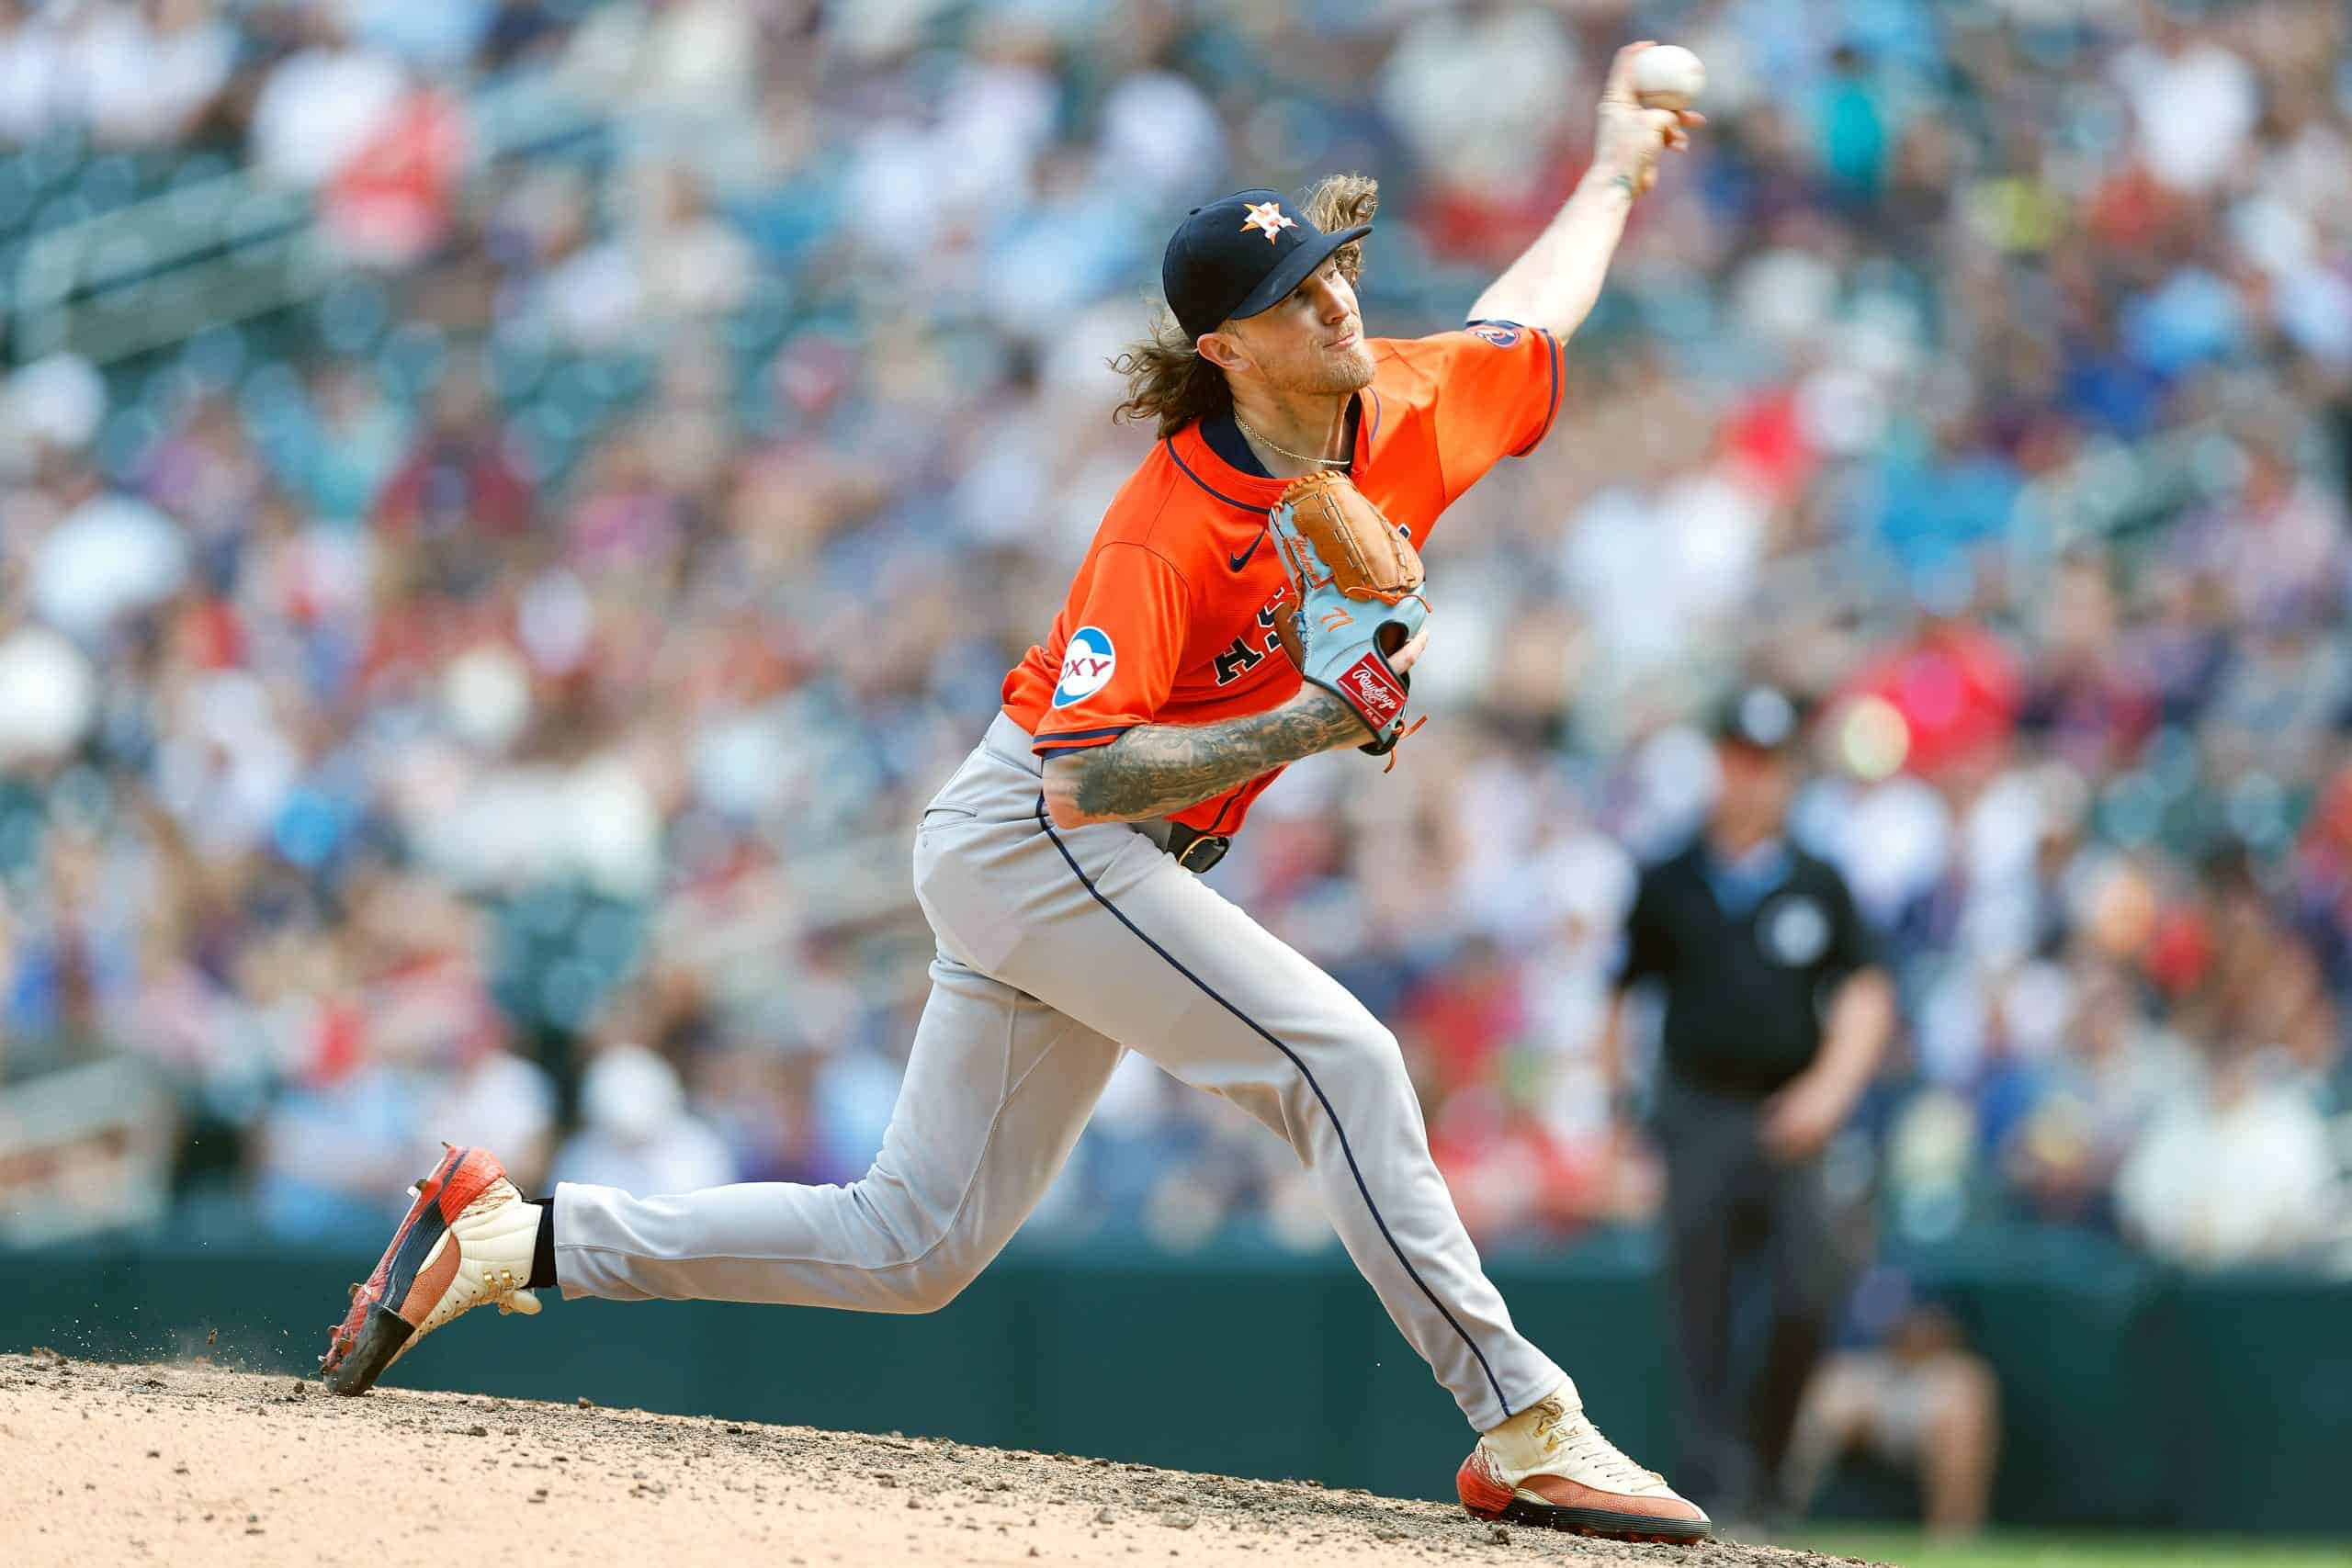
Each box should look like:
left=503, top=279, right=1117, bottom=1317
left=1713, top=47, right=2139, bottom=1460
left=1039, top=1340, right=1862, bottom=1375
left=973, top=798, right=1707, bottom=1541
left=556, top=953, right=1124, bottom=1309
left=322, top=948, right=1123, bottom=1391
left=322, top=733, right=1131, bottom=1392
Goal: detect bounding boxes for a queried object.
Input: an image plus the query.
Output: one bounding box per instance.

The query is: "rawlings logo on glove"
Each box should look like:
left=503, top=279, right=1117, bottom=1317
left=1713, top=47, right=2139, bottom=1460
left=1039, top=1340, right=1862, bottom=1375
left=1265, top=470, right=1429, bottom=762
left=1342, top=656, right=1407, bottom=727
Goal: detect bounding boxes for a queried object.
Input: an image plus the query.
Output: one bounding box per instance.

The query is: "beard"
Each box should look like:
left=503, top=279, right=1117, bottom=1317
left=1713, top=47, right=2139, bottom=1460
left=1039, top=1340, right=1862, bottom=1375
left=1278, top=334, right=1377, bottom=396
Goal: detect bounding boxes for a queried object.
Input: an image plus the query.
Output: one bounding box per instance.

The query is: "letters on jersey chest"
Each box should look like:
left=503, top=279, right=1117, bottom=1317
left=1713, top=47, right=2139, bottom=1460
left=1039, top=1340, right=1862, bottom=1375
left=1208, top=588, right=1290, bottom=689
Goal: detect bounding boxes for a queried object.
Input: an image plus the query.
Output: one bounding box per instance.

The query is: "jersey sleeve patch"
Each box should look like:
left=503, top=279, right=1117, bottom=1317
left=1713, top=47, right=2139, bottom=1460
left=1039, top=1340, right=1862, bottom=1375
left=1051, top=626, right=1118, bottom=708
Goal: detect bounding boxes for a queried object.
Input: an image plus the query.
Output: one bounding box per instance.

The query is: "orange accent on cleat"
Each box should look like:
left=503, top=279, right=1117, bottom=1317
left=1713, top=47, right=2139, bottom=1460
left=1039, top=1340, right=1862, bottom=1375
left=1456, top=1447, right=1515, bottom=1519
left=399, top=1235, right=463, bottom=1329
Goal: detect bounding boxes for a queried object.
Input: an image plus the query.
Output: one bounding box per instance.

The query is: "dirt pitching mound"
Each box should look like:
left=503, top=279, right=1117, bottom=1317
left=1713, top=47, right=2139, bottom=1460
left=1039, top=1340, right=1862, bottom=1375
left=0, top=1351, right=1883, bottom=1567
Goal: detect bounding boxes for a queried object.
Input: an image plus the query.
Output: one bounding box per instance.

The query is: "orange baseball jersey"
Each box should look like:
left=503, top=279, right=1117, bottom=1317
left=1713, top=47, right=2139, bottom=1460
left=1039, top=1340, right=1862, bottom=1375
left=1001, top=320, right=1562, bottom=835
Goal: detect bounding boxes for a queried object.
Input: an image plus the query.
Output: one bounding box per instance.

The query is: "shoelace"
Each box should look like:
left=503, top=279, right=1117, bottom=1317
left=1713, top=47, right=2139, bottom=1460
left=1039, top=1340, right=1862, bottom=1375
left=1543, top=1416, right=1667, bottom=1492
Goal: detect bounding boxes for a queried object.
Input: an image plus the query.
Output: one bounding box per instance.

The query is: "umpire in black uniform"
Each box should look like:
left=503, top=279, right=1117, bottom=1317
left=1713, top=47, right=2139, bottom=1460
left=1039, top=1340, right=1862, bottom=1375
left=1603, top=684, right=1895, bottom=1526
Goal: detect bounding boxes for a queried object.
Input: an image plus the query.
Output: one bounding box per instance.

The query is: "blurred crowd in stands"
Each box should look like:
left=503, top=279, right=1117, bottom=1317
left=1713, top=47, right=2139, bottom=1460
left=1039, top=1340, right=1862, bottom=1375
left=1, top=0, right=2349, bottom=1272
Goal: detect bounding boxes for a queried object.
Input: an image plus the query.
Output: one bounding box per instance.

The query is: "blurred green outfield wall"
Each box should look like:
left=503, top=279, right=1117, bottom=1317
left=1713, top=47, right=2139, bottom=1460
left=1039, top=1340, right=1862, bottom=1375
left=2, top=1231, right=2344, bottom=1538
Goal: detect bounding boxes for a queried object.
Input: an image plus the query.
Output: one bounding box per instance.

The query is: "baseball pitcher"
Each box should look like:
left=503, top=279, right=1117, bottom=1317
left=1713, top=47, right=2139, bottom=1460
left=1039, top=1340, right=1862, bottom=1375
left=322, top=45, right=1707, bottom=1544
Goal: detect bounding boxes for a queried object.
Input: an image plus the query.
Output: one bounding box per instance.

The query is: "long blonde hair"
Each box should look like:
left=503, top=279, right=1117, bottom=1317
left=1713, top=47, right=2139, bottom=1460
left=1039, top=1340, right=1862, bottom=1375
left=1109, top=174, right=1380, bottom=439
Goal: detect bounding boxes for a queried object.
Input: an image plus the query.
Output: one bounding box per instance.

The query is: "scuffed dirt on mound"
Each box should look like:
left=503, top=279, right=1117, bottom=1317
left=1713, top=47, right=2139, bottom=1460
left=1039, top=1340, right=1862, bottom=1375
left=0, top=1352, right=1884, bottom=1567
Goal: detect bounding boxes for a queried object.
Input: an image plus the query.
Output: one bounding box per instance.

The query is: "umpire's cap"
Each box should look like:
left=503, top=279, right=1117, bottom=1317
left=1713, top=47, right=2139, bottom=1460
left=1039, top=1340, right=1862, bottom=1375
left=1713, top=683, right=1804, bottom=752
left=1163, top=189, right=1373, bottom=344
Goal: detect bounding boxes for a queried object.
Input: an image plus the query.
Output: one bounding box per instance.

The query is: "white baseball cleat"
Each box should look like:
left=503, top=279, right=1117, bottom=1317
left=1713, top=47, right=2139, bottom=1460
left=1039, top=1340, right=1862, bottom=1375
left=320, top=1144, right=542, bottom=1394
left=1456, top=1391, right=1712, bottom=1543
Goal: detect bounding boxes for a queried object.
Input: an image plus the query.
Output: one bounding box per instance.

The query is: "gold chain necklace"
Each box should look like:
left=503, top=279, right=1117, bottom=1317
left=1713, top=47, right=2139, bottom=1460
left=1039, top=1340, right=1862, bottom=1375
left=1233, top=412, right=1348, bottom=469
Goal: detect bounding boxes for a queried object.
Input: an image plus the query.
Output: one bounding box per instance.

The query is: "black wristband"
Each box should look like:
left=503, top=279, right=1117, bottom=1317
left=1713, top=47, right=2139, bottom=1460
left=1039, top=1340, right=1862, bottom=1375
left=527, top=1199, right=558, bottom=1291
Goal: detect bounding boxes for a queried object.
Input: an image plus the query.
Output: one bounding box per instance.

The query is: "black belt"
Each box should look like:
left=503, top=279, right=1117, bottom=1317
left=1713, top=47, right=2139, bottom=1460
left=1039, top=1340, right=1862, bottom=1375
left=1163, top=822, right=1232, bottom=874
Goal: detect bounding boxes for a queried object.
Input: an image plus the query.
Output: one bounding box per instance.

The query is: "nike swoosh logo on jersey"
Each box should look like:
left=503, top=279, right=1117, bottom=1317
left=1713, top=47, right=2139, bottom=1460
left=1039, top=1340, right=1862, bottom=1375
left=1228, top=534, right=1265, bottom=572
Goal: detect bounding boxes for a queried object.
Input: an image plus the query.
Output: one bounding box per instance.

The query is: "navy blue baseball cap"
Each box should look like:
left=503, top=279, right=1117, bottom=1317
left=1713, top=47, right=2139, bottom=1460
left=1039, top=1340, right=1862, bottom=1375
left=1162, top=189, right=1373, bottom=344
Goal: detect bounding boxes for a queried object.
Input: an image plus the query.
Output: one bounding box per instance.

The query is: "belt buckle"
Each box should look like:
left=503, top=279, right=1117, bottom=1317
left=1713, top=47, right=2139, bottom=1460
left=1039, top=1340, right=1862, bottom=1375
left=1174, top=833, right=1231, bottom=874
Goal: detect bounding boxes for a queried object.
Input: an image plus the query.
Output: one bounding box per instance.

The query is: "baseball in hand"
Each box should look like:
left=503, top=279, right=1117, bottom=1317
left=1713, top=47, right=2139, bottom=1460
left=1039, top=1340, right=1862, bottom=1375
left=1630, top=44, right=1706, bottom=111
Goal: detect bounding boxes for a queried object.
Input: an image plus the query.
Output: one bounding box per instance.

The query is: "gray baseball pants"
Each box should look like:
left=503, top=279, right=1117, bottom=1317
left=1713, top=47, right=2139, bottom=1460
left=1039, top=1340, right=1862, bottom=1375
left=554, top=713, right=1567, bottom=1430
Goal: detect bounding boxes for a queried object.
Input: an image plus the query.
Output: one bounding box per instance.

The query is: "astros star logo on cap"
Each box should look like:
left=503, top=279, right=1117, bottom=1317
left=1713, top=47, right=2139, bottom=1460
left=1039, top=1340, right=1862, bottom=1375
left=1239, top=201, right=1296, bottom=243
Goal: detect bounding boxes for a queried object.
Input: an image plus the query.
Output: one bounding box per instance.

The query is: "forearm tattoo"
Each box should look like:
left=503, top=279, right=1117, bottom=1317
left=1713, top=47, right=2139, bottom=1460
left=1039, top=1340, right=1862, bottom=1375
left=1071, top=689, right=1365, bottom=821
